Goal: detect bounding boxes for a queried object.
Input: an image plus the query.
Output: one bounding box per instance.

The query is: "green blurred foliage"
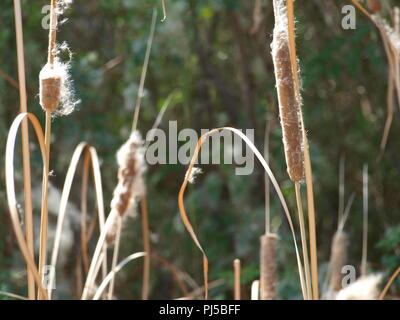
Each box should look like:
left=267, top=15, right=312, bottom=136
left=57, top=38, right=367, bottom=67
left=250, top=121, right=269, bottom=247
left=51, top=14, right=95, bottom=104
left=0, top=0, right=399, bottom=299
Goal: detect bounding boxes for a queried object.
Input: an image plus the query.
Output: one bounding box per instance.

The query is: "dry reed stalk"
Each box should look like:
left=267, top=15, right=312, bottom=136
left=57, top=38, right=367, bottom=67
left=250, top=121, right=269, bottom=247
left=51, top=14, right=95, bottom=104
left=361, top=164, right=369, bottom=276
left=260, top=234, right=277, bottom=300
left=295, top=182, right=312, bottom=300
left=379, top=267, right=400, bottom=300
left=107, top=9, right=156, bottom=299
left=271, top=0, right=304, bottom=183
left=161, top=0, right=167, bottom=22
left=264, top=118, right=271, bottom=234
left=49, top=144, right=106, bottom=299
left=6, top=113, right=49, bottom=299
left=178, top=127, right=308, bottom=300
left=0, top=68, right=19, bottom=90
left=93, top=252, right=146, bottom=300
left=141, top=195, right=151, bottom=300
left=285, top=0, right=319, bottom=299
left=233, top=259, right=241, bottom=300
left=107, top=215, right=122, bottom=300
left=329, top=230, right=348, bottom=293
left=38, top=0, right=76, bottom=299
left=13, top=0, right=35, bottom=300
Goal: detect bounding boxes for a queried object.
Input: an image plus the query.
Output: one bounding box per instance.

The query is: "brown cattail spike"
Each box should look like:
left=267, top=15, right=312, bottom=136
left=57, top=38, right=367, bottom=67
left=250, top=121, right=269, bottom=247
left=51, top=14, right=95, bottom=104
left=329, top=230, right=348, bottom=292
left=40, top=75, right=61, bottom=112
left=260, top=233, right=277, bottom=300
left=271, top=0, right=304, bottom=182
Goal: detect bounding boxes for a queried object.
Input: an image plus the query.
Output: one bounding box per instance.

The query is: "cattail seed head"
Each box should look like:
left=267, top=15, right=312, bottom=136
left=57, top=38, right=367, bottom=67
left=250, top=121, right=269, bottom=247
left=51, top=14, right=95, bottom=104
left=260, top=233, right=277, bottom=300
left=39, top=59, right=79, bottom=116
left=271, top=0, right=304, bottom=182
left=39, top=65, right=61, bottom=112
left=336, top=274, right=382, bottom=300
left=106, top=131, right=146, bottom=243
left=329, top=230, right=348, bottom=292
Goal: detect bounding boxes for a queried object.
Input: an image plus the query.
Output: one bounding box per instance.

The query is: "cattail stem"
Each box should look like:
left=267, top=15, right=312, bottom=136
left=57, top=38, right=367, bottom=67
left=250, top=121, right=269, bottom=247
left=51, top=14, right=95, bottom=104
left=295, top=183, right=312, bottom=300
left=107, top=215, right=122, bottom=300
left=285, top=0, right=319, bottom=300
left=264, top=118, right=271, bottom=234
left=131, top=8, right=157, bottom=132
left=260, top=234, right=277, bottom=300
left=361, top=164, right=369, bottom=276
left=37, top=111, right=51, bottom=300
left=38, top=0, right=58, bottom=299
left=48, top=0, right=58, bottom=67
left=13, top=0, right=35, bottom=300
left=141, top=195, right=151, bottom=300
left=233, top=259, right=241, bottom=300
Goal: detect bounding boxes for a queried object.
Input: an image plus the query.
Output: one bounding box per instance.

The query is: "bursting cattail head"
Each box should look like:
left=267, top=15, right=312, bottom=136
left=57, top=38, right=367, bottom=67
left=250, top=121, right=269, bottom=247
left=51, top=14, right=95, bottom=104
left=260, top=233, right=278, bottom=300
left=336, top=274, right=382, bottom=300
left=106, top=131, right=146, bottom=243
left=329, top=230, right=349, bottom=293
left=271, top=0, right=304, bottom=182
left=39, top=57, right=79, bottom=115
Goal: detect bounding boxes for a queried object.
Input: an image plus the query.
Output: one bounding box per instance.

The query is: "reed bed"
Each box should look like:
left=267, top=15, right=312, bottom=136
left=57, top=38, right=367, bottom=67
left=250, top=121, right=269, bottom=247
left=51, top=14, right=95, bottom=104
left=3, top=0, right=400, bottom=302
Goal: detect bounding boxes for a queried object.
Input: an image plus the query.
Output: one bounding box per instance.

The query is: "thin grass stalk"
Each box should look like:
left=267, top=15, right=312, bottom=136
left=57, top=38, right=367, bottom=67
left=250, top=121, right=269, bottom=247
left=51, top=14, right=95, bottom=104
left=233, top=259, right=241, bottom=300
left=150, top=253, right=190, bottom=297
left=107, top=215, right=122, bottom=300
left=178, top=127, right=307, bottom=300
left=286, top=0, right=319, bottom=299
left=0, top=291, right=28, bottom=301
left=0, top=68, right=19, bottom=89
left=131, top=8, right=157, bottom=132
left=161, top=0, right=167, bottom=22
left=141, top=195, right=151, bottom=300
left=264, top=118, right=271, bottom=234
left=338, top=156, right=345, bottom=224
left=5, top=113, right=49, bottom=299
left=260, top=234, right=277, bottom=300
left=93, top=253, right=146, bottom=300
left=361, top=164, right=369, bottom=276
left=329, top=230, right=348, bottom=293
left=80, top=151, right=91, bottom=274
left=379, top=267, right=400, bottom=300
left=49, top=144, right=106, bottom=298
left=295, top=182, right=312, bottom=300
left=38, top=0, right=58, bottom=299
left=13, top=0, right=35, bottom=300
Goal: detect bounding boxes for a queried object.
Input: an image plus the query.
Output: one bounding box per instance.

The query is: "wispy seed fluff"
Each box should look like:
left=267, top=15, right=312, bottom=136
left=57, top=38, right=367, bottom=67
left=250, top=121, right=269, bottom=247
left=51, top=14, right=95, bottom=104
left=185, top=167, right=203, bottom=184
left=39, top=57, right=79, bottom=115
left=271, top=0, right=304, bottom=182
left=106, top=131, right=146, bottom=243
left=329, top=230, right=349, bottom=293
left=336, top=274, right=382, bottom=300
left=372, top=13, right=400, bottom=56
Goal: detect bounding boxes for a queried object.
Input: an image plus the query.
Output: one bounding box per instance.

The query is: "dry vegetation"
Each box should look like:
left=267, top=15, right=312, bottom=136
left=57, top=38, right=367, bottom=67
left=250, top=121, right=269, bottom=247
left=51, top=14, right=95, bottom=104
left=1, top=0, right=399, bottom=300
